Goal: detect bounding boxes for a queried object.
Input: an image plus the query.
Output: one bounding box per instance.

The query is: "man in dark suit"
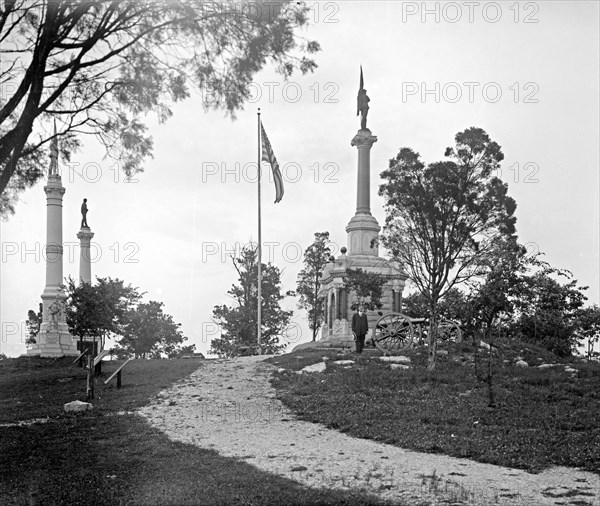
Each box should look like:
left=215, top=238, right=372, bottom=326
left=351, top=304, right=369, bottom=353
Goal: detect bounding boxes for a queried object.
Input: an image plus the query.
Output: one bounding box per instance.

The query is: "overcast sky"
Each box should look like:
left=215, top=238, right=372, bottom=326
left=1, top=1, right=599, bottom=357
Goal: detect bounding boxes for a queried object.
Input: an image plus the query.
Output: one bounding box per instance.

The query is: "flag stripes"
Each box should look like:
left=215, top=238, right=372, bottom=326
left=260, top=122, right=284, bottom=203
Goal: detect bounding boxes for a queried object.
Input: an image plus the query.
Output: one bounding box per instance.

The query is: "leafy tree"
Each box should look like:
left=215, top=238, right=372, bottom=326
left=117, top=301, right=189, bottom=359
left=379, top=127, right=517, bottom=371
left=342, top=268, right=386, bottom=311
left=402, top=287, right=468, bottom=324
left=0, top=0, right=320, bottom=215
left=0, top=353, right=7, bottom=360
left=210, top=245, right=292, bottom=357
left=511, top=270, right=588, bottom=357
left=576, top=305, right=600, bottom=361
left=65, top=276, right=142, bottom=355
left=25, top=302, right=43, bottom=345
left=297, top=231, right=331, bottom=341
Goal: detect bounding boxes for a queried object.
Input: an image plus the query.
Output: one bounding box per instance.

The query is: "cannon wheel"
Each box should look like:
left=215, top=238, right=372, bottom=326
left=437, top=318, right=462, bottom=343
left=373, top=313, right=414, bottom=354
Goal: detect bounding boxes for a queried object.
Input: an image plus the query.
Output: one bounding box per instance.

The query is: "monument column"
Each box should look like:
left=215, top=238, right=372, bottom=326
left=77, top=228, right=94, bottom=284
left=346, top=130, right=380, bottom=256
left=28, top=130, right=77, bottom=357
left=314, top=68, right=408, bottom=349
left=346, top=67, right=381, bottom=257
left=355, top=132, right=377, bottom=214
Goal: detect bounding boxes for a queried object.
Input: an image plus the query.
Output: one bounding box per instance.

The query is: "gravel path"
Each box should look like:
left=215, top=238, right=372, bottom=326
left=138, top=356, right=600, bottom=505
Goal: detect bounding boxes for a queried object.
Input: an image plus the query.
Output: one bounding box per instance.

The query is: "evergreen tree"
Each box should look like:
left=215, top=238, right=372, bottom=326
left=210, top=245, right=292, bottom=357
left=296, top=232, right=331, bottom=341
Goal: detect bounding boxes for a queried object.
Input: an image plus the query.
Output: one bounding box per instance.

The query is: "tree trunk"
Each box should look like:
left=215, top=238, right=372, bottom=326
left=484, top=325, right=495, bottom=407
left=312, top=276, right=319, bottom=341
left=427, top=305, right=438, bottom=373
left=0, top=4, right=58, bottom=194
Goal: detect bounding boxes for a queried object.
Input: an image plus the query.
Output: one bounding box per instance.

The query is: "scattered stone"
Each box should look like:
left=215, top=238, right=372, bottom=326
left=390, top=364, right=410, bottom=370
left=277, top=368, right=285, bottom=373
left=378, top=356, right=411, bottom=364
left=479, top=341, right=491, bottom=350
left=538, top=364, right=558, bottom=369
left=64, top=400, right=92, bottom=413
left=437, top=350, right=449, bottom=356
left=322, top=357, right=330, bottom=362
left=291, top=465, right=308, bottom=472
left=515, top=360, right=528, bottom=368
left=332, top=360, right=355, bottom=366
left=300, top=362, right=326, bottom=374
left=564, top=366, right=577, bottom=375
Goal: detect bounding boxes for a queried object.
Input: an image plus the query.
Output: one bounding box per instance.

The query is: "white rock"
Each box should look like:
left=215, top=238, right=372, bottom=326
left=437, top=350, right=449, bottom=356
left=479, top=341, right=491, bottom=350
left=277, top=368, right=286, bottom=373
left=538, top=364, right=558, bottom=369
left=64, top=400, right=93, bottom=412
left=378, top=356, right=411, bottom=364
left=390, top=364, right=410, bottom=370
left=332, top=360, right=355, bottom=366
left=515, top=360, right=529, bottom=367
left=300, top=362, right=327, bottom=374
left=322, top=357, right=330, bottom=362
left=564, top=366, right=577, bottom=374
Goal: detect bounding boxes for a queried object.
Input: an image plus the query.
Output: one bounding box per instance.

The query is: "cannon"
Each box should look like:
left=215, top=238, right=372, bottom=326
left=372, top=312, right=462, bottom=354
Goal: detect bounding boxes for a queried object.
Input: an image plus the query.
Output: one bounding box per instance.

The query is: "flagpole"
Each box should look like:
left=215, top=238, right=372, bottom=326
left=257, top=108, right=262, bottom=352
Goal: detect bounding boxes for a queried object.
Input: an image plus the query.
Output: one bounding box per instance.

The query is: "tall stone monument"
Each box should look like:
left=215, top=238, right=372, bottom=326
left=28, top=130, right=78, bottom=357
left=319, top=69, right=407, bottom=347
left=77, top=198, right=94, bottom=284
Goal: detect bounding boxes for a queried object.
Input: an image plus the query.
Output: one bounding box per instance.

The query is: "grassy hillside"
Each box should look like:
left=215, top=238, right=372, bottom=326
left=268, top=339, right=600, bottom=475
left=0, top=357, right=390, bottom=506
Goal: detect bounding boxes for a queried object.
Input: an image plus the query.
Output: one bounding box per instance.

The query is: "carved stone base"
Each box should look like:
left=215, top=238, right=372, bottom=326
left=346, top=213, right=381, bottom=256
left=27, top=308, right=78, bottom=357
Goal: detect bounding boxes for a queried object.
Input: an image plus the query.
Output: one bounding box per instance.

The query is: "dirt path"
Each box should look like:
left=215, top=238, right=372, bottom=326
left=138, top=356, right=600, bottom=505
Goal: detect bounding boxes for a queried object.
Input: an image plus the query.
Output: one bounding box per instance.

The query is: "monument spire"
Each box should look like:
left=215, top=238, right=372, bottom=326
left=49, top=121, right=59, bottom=176
left=28, top=121, right=77, bottom=357
left=317, top=68, right=407, bottom=347
left=346, top=67, right=379, bottom=256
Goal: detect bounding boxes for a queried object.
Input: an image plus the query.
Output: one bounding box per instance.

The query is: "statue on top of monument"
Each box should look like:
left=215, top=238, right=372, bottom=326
left=356, top=66, right=370, bottom=130
left=81, top=198, right=89, bottom=228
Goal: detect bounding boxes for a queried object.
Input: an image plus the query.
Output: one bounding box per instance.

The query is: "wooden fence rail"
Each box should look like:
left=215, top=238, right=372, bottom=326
left=104, top=358, right=133, bottom=388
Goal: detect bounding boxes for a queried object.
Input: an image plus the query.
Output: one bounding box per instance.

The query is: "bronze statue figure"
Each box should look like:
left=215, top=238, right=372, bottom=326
left=81, top=198, right=89, bottom=228
left=356, top=66, right=370, bottom=130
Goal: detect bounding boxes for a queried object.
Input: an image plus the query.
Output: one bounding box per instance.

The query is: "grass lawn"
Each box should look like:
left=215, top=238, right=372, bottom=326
left=0, top=356, right=392, bottom=505
left=267, top=339, right=600, bottom=475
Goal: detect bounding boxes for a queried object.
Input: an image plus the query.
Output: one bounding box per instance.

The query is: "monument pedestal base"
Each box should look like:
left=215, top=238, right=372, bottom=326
left=27, top=293, right=78, bottom=357
left=27, top=328, right=78, bottom=357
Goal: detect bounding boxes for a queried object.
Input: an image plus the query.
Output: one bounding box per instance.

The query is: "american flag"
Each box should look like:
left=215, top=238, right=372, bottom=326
left=260, top=122, right=284, bottom=203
